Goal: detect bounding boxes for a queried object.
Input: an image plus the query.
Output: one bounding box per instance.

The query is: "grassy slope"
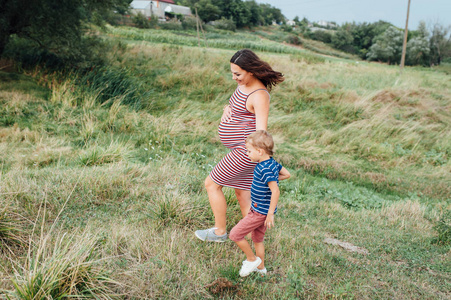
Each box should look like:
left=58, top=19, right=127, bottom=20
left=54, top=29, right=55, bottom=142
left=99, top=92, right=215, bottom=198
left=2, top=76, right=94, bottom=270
left=0, top=27, right=450, bottom=299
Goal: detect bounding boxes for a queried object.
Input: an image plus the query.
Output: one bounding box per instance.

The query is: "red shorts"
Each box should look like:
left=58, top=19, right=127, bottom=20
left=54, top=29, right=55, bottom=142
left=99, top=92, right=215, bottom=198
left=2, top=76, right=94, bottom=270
left=229, top=209, right=267, bottom=243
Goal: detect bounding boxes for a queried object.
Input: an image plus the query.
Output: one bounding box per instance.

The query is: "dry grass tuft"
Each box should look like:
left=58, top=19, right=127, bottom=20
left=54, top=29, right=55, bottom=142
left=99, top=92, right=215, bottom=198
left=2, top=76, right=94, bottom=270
left=0, top=206, right=27, bottom=255
left=79, top=140, right=133, bottom=166
left=0, top=125, right=40, bottom=143
left=381, top=200, right=431, bottom=230
left=362, top=172, right=388, bottom=185
left=8, top=230, right=120, bottom=299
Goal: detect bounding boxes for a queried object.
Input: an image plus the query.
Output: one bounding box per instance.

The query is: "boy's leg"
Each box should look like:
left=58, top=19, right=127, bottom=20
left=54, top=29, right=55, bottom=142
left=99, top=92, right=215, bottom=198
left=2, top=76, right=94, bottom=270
left=254, top=242, right=265, bottom=269
left=235, top=239, right=258, bottom=262
left=252, top=222, right=267, bottom=270
left=230, top=211, right=267, bottom=277
left=230, top=210, right=265, bottom=261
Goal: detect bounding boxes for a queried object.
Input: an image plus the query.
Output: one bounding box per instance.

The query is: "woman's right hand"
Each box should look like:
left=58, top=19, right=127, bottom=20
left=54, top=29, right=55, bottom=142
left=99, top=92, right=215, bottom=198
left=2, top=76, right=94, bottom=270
left=221, top=105, right=232, bottom=122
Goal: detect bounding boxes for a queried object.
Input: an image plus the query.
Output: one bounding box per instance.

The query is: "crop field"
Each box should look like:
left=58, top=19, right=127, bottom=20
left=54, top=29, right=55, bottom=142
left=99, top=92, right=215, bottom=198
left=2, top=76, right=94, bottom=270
left=0, top=26, right=450, bottom=299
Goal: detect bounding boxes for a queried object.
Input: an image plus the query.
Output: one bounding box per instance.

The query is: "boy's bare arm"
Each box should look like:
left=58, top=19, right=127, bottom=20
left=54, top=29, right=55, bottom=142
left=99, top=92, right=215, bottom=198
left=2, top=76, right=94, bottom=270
left=278, top=167, right=291, bottom=181
left=265, top=181, right=280, bottom=229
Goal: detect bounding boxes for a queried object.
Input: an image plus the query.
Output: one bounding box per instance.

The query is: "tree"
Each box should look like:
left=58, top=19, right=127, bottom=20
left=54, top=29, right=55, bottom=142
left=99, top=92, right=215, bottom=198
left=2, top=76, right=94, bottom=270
left=404, top=21, right=430, bottom=66
left=349, top=21, right=392, bottom=58
left=429, top=22, right=451, bottom=65
left=0, top=0, right=127, bottom=61
left=406, top=36, right=430, bottom=65
left=259, top=3, right=284, bottom=25
left=417, top=21, right=429, bottom=38
left=331, top=26, right=354, bottom=52
left=245, top=0, right=264, bottom=27
left=367, top=26, right=403, bottom=64
left=216, top=0, right=250, bottom=28
left=194, top=0, right=221, bottom=23
left=312, top=30, right=333, bottom=44
left=178, top=0, right=284, bottom=28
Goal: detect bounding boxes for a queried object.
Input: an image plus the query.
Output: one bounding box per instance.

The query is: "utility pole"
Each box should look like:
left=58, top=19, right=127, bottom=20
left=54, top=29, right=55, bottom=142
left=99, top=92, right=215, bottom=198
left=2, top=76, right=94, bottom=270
left=195, top=7, right=200, bottom=47
left=400, top=0, right=411, bottom=71
left=195, top=7, right=208, bottom=47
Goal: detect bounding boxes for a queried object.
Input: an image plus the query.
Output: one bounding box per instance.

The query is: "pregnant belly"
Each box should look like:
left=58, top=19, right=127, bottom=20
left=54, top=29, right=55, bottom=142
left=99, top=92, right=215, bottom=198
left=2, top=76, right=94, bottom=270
left=218, top=120, right=255, bottom=149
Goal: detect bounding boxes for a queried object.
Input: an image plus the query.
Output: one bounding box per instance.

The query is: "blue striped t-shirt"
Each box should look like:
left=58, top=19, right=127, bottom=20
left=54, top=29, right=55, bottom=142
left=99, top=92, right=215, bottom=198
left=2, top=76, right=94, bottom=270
left=250, top=157, right=283, bottom=215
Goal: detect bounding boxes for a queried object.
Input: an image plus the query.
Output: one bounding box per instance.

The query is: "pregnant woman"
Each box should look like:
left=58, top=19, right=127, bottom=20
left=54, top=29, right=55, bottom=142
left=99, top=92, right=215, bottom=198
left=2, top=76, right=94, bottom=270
left=195, top=49, right=284, bottom=242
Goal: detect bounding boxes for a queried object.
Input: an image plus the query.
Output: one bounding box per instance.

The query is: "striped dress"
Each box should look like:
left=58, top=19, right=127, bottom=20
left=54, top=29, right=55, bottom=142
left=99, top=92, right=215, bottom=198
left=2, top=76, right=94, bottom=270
left=210, top=87, right=268, bottom=190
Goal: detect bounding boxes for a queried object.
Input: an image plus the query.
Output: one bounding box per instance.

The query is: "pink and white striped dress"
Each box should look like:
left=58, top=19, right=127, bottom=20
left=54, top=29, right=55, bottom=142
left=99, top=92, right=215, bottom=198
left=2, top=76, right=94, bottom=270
left=210, top=87, right=268, bottom=190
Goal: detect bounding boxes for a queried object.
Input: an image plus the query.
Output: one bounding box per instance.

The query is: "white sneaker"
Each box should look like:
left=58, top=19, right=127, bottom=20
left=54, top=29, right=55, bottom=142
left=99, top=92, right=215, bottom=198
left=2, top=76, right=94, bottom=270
left=254, top=267, right=267, bottom=276
left=239, top=257, right=262, bottom=277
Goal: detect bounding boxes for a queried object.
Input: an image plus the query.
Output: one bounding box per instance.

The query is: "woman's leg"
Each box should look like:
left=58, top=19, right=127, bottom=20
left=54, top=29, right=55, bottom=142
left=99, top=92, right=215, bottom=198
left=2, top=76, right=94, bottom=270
left=235, top=189, right=251, bottom=218
left=205, top=176, right=227, bottom=235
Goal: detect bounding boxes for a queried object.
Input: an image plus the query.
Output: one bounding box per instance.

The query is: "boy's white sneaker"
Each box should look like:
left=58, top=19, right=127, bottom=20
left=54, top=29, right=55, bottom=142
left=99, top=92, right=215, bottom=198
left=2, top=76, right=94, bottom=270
left=254, top=267, right=267, bottom=276
left=239, top=257, right=262, bottom=277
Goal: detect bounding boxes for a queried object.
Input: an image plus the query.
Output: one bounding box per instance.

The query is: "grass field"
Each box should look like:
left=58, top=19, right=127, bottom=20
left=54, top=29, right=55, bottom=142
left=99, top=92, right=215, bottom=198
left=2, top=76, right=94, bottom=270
left=0, top=25, right=450, bottom=299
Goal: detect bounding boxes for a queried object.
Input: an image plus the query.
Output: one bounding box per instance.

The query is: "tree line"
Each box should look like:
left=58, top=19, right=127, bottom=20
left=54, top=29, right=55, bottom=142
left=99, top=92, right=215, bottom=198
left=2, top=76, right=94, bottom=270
left=292, top=17, right=451, bottom=66
left=175, top=0, right=284, bottom=27
left=1, top=0, right=449, bottom=68
left=176, top=0, right=450, bottom=66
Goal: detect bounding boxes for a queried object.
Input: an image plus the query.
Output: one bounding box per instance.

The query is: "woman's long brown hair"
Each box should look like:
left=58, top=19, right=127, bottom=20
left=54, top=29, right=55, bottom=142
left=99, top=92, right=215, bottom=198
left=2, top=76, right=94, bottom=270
left=230, top=49, right=284, bottom=91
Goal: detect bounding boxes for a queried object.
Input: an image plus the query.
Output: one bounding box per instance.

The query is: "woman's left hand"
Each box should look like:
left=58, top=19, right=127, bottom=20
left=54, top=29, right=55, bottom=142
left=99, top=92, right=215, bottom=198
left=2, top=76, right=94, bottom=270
left=221, top=105, right=232, bottom=122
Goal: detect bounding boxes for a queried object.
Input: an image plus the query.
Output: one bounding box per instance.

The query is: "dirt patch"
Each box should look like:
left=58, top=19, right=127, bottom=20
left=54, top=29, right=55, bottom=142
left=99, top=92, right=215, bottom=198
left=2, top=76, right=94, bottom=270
left=205, top=277, right=241, bottom=297
left=324, top=238, right=369, bottom=255
left=371, top=89, right=429, bottom=107
left=372, top=90, right=400, bottom=103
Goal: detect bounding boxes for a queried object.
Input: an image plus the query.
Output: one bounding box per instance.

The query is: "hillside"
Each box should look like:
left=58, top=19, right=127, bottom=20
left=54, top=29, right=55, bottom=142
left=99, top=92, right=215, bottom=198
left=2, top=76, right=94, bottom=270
left=0, top=26, right=450, bottom=299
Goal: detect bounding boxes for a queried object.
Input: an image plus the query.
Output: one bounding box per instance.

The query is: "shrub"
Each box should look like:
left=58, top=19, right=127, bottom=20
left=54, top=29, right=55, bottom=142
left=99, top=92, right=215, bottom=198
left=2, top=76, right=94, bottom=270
left=132, top=12, right=155, bottom=29
left=212, top=18, right=236, bottom=32
left=312, top=30, right=333, bottom=44
left=286, top=34, right=302, bottom=45
left=434, top=209, right=451, bottom=244
left=182, top=16, right=198, bottom=30
left=281, top=24, right=293, bottom=33
left=159, top=19, right=183, bottom=31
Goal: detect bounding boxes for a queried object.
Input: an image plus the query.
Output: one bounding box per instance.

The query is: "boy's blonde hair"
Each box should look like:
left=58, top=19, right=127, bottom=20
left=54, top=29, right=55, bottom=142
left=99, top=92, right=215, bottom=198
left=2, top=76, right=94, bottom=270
left=246, top=130, right=274, bottom=156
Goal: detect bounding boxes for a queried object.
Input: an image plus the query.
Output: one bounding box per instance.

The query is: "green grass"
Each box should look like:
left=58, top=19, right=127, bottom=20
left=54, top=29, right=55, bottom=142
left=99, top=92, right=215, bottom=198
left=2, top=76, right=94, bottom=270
left=0, top=25, right=450, bottom=299
left=107, top=25, right=313, bottom=55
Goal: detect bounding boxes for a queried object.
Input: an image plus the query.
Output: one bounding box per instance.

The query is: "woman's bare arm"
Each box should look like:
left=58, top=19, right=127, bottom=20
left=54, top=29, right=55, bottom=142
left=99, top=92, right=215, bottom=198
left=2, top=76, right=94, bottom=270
left=249, top=91, right=270, bottom=131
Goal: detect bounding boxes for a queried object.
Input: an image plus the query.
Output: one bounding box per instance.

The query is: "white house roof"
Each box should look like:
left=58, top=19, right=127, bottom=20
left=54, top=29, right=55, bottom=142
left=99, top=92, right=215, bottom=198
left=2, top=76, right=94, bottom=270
left=130, top=1, right=150, bottom=9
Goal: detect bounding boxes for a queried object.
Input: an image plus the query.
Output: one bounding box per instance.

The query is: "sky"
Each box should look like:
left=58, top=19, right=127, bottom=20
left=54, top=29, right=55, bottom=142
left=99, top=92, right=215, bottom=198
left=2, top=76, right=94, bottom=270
left=255, top=0, right=451, bottom=29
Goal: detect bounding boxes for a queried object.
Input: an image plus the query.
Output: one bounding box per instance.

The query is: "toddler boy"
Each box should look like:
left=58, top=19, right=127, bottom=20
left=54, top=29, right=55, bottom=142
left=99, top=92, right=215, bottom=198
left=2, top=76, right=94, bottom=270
left=229, top=130, right=291, bottom=277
